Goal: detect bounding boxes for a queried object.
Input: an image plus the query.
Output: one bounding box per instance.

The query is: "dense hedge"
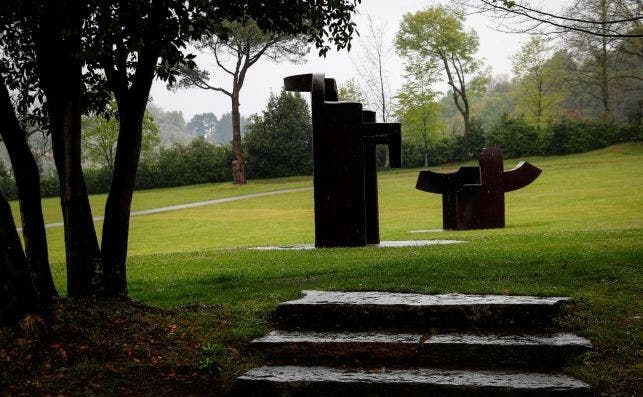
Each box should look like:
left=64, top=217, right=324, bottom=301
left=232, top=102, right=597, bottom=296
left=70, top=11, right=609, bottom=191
left=403, top=116, right=641, bottom=166
left=2, top=139, right=233, bottom=200
left=1, top=117, right=640, bottom=201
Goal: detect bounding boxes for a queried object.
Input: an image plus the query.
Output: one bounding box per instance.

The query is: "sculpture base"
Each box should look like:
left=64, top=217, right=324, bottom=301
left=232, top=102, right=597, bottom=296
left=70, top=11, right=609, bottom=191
left=250, top=240, right=467, bottom=251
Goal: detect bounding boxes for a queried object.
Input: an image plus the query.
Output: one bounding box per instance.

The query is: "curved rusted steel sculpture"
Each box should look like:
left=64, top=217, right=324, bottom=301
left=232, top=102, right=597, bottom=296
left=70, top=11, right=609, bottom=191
left=416, top=166, right=480, bottom=230
left=285, top=73, right=401, bottom=247
left=416, top=147, right=541, bottom=230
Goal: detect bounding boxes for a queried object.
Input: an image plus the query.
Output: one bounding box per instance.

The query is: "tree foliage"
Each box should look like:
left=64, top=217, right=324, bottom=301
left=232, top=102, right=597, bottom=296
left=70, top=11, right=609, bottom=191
left=394, top=60, right=443, bottom=167
left=82, top=103, right=160, bottom=172
left=396, top=5, right=484, bottom=137
left=458, top=0, right=642, bottom=38
left=244, top=91, right=313, bottom=179
left=511, top=37, right=569, bottom=127
left=186, top=112, right=218, bottom=139
left=337, top=78, right=369, bottom=104
left=0, top=0, right=361, bottom=323
left=172, top=19, right=311, bottom=185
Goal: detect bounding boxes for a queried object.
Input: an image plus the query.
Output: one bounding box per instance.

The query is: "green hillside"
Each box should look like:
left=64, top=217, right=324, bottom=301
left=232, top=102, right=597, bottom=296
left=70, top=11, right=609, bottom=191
left=7, top=143, right=642, bottom=395
left=26, top=142, right=642, bottom=262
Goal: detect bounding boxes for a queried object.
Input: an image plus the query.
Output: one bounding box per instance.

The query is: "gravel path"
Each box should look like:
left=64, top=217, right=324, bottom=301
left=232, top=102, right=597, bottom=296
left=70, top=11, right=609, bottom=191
left=20, top=187, right=313, bottom=231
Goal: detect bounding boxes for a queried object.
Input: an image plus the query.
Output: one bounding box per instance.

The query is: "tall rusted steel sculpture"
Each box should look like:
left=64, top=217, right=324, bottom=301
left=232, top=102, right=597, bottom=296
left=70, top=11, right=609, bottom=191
left=416, top=147, right=541, bottom=230
left=284, top=73, right=401, bottom=247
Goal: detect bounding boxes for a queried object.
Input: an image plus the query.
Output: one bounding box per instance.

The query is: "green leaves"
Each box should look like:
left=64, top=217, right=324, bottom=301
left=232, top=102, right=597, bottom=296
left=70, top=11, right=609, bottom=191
left=244, top=91, right=312, bottom=179
left=82, top=101, right=160, bottom=172
left=395, top=5, right=483, bottom=138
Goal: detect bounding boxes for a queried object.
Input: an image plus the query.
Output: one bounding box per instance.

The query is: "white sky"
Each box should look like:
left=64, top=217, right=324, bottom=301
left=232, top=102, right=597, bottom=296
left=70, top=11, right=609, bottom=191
left=148, top=0, right=569, bottom=121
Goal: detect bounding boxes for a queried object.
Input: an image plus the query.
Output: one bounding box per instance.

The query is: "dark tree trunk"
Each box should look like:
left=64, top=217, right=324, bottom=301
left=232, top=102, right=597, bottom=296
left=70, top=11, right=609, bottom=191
left=0, top=79, right=57, bottom=300
left=36, top=2, right=102, bottom=297
left=101, top=92, right=150, bottom=297
left=231, top=92, right=246, bottom=184
left=599, top=0, right=611, bottom=120
left=0, top=190, right=41, bottom=325
left=422, top=114, right=429, bottom=168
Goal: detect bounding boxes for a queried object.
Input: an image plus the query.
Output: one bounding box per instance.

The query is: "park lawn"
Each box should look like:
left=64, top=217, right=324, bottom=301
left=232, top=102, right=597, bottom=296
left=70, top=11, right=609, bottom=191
left=40, top=142, right=643, bottom=263
left=3, top=143, right=642, bottom=396
left=10, top=175, right=312, bottom=225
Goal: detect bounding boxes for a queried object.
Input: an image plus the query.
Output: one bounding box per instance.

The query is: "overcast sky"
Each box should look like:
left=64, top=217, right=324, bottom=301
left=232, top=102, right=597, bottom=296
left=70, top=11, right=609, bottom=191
left=148, top=0, right=570, bottom=121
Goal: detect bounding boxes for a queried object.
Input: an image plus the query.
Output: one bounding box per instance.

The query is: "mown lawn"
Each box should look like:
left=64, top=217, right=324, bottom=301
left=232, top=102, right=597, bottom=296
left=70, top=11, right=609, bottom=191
left=4, top=143, right=642, bottom=396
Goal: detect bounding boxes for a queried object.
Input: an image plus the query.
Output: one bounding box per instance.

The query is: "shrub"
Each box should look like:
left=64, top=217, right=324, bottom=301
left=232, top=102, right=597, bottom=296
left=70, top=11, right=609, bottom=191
left=455, top=118, right=487, bottom=160
left=0, top=161, right=17, bottom=200
left=158, top=139, right=233, bottom=187
left=485, top=114, right=541, bottom=158
left=84, top=168, right=112, bottom=194
left=244, top=91, right=313, bottom=178
left=544, top=117, right=639, bottom=155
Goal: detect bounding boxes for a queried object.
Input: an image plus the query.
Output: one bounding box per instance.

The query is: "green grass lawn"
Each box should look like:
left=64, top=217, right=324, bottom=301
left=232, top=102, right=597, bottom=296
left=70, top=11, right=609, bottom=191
left=8, top=143, right=643, bottom=395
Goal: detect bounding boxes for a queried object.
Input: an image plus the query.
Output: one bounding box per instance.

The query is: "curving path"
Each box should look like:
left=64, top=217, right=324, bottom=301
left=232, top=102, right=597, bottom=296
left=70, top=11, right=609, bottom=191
left=21, top=187, right=313, bottom=231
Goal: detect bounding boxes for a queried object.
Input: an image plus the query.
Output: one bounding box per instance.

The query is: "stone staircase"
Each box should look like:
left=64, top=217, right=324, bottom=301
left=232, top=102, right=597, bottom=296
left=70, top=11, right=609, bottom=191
left=235, top=290, right=592, bottom=396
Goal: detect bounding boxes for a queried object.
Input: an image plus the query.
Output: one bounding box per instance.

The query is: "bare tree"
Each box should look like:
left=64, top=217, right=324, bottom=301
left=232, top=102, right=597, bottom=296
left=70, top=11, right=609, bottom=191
left=27, top=131, right=51, bottom=173
left=458, top=0, right=642, bottom=38
left=460, top=0, right=641, bottom=119
left=173, top=20, right=309, bottom=184
left=352, top=15, right=394, bottom=122
left=562, top=0, right=642, bottom=118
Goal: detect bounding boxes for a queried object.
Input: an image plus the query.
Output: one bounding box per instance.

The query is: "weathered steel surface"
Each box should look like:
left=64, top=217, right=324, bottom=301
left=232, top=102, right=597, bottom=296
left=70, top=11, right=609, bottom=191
left=284, top=73, right=401, bottom=247
left=416, top=146, right=541, bottom=230
left=416, top=166, right=480, bottom=229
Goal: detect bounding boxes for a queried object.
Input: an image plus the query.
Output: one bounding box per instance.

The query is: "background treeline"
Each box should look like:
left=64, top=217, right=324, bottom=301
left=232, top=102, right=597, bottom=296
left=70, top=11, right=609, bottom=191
left=401, top=115, right=642, bottom=168
left=0, top=92, right=307, bottom=199
left=1, top=86, right=640, bottom=200
left=2, top=0, right=641, bottom=198
left=392, top=3, right=641, bottom=168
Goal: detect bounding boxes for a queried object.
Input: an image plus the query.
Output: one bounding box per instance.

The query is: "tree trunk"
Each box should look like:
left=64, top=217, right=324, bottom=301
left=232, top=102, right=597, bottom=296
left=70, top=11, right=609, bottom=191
left=461, top=86, right=471, bottom=138
left=36, top=3, right=102, bottom=298
left=0, top=190, right=41, bottom=325
left=231, top=92, right=246, bottom=184
left=422, top=113, right=429, bottom=167
left=600, top=36, right=611, bottom=119
left=101, top=95, right=148, bottom=297
left=599, top=0, right=611, bottom=119
left=0, top=79, right=57, bottom=300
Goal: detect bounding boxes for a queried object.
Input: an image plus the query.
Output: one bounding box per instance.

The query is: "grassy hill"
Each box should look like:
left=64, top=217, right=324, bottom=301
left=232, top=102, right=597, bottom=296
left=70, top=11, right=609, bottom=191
left=28, top=142, right=642, bottom=262
left=7, top=143, right=642, bottom=395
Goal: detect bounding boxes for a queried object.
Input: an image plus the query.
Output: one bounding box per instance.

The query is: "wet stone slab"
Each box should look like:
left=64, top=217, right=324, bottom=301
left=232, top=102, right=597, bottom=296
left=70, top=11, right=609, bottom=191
left=235, top=366, right=590, bottom=397
left=252, top=330, right=423, bottom=363
left=275, top=291, right=570, bottom=330
left=254, top=330, right=422, bottom=344
left=424, top=333, right=592, bottom=346
left=283, top=291, right=569, bottom=306
left=420, top=333, right=592, bottom=368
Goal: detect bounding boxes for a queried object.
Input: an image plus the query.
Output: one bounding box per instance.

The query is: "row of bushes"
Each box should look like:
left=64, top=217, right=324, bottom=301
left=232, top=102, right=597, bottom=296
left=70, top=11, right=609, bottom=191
left=87, top=138, right=233, bottom=195
left=402, top=116, right=642, bottom=167
left=1, top=116, right=640, bottom=200
left=0, top=138, right=234, bottom=200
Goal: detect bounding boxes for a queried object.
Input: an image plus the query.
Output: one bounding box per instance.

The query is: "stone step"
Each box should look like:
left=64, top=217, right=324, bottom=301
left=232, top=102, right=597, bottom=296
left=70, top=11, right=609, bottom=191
left=252, top=330, right=421, bottom=363
left=420, top=333, right=592, bottom=368
left=252, top=330, right=591, bottom=368
left=275, top=290, right=569, bottom=330
left=234, top=365, right=590, bottom=396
